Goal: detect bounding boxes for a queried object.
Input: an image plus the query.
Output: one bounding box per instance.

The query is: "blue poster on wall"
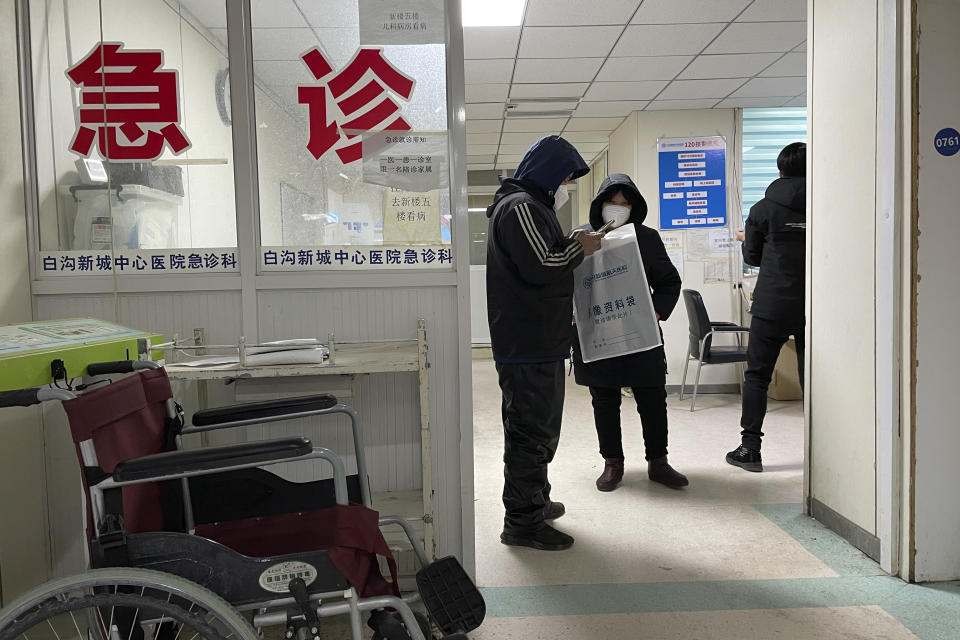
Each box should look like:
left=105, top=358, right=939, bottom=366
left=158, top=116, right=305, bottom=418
left=658, top=136, right=727, bottom=229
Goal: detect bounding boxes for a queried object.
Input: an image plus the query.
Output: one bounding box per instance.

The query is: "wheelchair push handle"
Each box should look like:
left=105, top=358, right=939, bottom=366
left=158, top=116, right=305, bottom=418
left=87, top=360, right=159, bottom=376
left=0, top=386, right=76, bottom=408
left=0, top=388, right=41, bottom=408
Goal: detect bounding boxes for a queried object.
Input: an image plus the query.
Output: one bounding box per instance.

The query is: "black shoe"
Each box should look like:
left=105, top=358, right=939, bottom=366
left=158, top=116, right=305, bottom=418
left=543, top=500, right=565, bottom=520
left=500, top=525, right=574, bottom=551
left=726, top=445, right=763, bottom=472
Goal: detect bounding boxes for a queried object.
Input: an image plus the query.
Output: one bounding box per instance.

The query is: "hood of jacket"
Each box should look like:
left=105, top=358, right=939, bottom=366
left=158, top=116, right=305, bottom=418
left=764, top=176, right=806, bottom=213
left=486, top=136, right=588, bottom=217
left=588, top=173, right=648, bottom=230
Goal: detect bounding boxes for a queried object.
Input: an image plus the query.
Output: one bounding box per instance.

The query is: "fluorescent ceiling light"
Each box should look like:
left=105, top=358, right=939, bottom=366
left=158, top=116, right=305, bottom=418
left=462, top=0, right=525, bottom=27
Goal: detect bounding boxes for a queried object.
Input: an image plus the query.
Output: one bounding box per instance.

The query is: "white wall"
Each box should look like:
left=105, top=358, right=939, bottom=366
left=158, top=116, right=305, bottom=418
left=0, top=0, right=51, bottom=605
left=913, top=0, right=960, bottom=582
left=807, top=0, right=880, bottom=542
left=608, top=109, right=742, bottom=390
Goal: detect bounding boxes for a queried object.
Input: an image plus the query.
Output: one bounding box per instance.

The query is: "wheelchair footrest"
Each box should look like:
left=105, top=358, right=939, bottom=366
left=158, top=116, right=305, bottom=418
left=416, top=556, right=485, bottom=635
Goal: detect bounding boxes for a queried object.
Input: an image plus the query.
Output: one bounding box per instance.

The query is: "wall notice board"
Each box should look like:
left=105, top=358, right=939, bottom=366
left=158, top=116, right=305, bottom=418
left=658, top=136, right=727, bottom=230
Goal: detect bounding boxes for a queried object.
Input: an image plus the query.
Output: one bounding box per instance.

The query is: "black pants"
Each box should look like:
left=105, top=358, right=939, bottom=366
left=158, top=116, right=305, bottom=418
left=740, top=315, right=805, bottom=450
left=590, top=386, right=668, bottom=461
left=496, top=361, right=565, bottom=535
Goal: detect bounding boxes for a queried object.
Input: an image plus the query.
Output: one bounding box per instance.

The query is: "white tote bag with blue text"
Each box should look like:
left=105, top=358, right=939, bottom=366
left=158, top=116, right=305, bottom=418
left=573, top=224, right=662, bottom=363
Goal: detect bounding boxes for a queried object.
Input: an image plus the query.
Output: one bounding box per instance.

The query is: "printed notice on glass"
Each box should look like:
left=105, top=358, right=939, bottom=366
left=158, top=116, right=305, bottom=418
left=382, top=188, right=442, bottom=244
left=359, top=0, right=445, bottom=45
left=658, top=136, right=727, bottom=230
left=362, top=132, right=448, bottom=193
left=709, top=229, right=736, bottom=253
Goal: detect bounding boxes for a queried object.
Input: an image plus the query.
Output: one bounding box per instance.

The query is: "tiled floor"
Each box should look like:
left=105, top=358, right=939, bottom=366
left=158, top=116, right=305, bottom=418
left=470, top=359, right=960, bottom=640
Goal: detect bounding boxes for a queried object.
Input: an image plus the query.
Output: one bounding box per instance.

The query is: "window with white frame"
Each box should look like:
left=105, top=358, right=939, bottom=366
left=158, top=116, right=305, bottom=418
left=29, top=0, right=239, bottom=276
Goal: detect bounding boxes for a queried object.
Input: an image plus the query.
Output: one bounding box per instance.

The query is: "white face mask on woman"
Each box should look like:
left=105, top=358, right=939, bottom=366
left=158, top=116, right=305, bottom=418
left=553, top=184, right=570, bottom=211
left=601, top=204, right=631, bottom=229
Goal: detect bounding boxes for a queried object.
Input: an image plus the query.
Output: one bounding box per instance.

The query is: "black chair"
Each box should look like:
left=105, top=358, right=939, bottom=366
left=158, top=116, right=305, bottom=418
left=680, top=289, right=751, bottom=411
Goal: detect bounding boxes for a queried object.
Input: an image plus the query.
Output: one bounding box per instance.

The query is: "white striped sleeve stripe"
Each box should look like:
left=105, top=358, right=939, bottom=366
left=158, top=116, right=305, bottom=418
left=514, top=202, right=583, bottom=267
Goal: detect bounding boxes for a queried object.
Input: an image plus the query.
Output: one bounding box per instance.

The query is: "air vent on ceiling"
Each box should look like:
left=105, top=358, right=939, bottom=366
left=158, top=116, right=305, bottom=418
left=504, top=110, right=574, bottom=118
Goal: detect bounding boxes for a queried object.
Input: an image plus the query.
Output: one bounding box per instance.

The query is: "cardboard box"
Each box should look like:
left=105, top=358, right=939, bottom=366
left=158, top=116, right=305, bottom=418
left=768, top=336, right=803, bottom=401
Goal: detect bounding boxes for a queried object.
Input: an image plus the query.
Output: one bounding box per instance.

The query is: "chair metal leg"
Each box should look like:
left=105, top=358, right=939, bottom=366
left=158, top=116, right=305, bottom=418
left=690, top=357, right=704, bottom=412
left=679, top=354, right=690, bottom=400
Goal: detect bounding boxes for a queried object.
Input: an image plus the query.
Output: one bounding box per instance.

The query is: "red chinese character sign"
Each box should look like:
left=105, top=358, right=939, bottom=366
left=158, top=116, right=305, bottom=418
left=298, top=47, right=415, bottom=164
left=66, top=42, right=191, bottom=162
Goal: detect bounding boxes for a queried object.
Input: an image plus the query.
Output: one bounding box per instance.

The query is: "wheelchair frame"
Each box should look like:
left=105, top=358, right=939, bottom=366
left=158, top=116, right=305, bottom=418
left=0, top=360, right=482, bottom=640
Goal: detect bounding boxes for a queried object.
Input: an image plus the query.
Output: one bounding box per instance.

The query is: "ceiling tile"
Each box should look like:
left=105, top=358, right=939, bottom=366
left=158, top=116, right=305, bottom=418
left=467, top=154, right=496, bottom=163
left=465, top=59, right=516, bottom=84
left=467, top=163, right=493, bottom=169
left=784, top=94, right=806, bottom=107
left=294, top=0, right=358, bottom=28
left=562, top=131, right=611, bottom=143
left=500, top=132, right=549, bottom=145
left=732, top=76, right=806, bottom=97
left=496, top=154, right=527, bottom=163
left=705, top=22, right=806, bottom=54
left=252, top=29, right=320, bottom=60
left=796, top=41, right=807, bottom=52
left=613, top=24, right=726, bottom=57
left=738, top=0, right=807, bottom=22
left=253, top=60, right=307, bottom=85
left=466, top=83, right=510, bottom=102
left=466, top=103, right=505, bottom=119
left=760, top=51, right=806, bottom=77
left=510, top=83, right=589, bottom=99
left=574, top=100, right=648, bottom=117
left=716, top=96, right=793, bottom=108
left=496, top=162, right=521, bottom=169
left=645, top=99, right=719, bottom=110
left=464, top=27, right=521, bottom=59
left=678, top=53, right=780, bottom=79
left=584, top=81, right=669, bottom=101
left=498, top=143, right=539, bottom=154
left=597, top=56, right=692, bottom=81
left=513, top=58, right=604, bottom=83
left=520, top=26, right=622, bottom=58
left=573, top=142, right=609, bottom=153
left=467, top=119, right=503, bottom=134
left=659, top=78, right=746, bottom=100
left=467, top=132, right=501, bottom=145
left=467, top=144, right=500, bottom=154
left=502, top=118, right=569, bottom=133
left=251, top=0, right=307, bottom=27
left=524, top=0, right=640, bottom=26
left=631, top=0, right=751, bottom=24
left=179, top=0, right=226, bottom=28
left=565, top=117, right=625, bottom=131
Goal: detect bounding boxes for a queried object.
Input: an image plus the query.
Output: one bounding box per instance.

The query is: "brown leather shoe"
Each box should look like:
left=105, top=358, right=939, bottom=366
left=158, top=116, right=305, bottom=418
left=596, top=457, right=624, bottom=492
left=648, top=456, right=689, bottom=489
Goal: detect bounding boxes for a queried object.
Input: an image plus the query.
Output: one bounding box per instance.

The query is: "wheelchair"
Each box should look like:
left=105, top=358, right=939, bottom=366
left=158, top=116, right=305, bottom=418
left=0, top=360, right=484, bottom=640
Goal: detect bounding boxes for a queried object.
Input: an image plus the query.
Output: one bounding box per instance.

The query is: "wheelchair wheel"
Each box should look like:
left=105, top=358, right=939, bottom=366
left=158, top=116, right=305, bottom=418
left=0, top=568, right=258, bottom=640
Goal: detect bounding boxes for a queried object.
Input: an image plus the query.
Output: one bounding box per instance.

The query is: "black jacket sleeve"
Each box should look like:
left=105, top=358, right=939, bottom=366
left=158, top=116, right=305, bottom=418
left=639, top=227, right=682, bottom=321
left=497, top=200, right=584, bottom=285
left=742, top=205, right=766, bottom=267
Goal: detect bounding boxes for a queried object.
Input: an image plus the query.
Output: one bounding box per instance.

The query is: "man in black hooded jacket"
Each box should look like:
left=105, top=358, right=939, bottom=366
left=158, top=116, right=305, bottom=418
left=486, top=136, right=600, bottom=550
left=727, top=142, right=807, bottom=472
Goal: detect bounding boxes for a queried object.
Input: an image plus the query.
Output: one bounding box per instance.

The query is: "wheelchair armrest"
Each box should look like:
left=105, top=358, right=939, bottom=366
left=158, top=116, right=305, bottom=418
left=191, top=394, right=338, bottom=428
left=113, top=437, right=312, bottom=483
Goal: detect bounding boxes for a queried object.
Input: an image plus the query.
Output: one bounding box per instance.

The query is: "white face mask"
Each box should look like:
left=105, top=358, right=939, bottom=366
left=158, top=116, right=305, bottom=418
left=601, top=204, right=631, bottom=229
left=553, top=184, right=570, bottom=211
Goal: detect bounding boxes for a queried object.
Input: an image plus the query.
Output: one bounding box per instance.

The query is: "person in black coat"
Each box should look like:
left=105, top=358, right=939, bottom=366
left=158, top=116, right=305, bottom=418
left=571, top=174, right=688, bottom=491
left=486, top=136, right=601, bottom=551
left=726, top=142, right=806, bottom=473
